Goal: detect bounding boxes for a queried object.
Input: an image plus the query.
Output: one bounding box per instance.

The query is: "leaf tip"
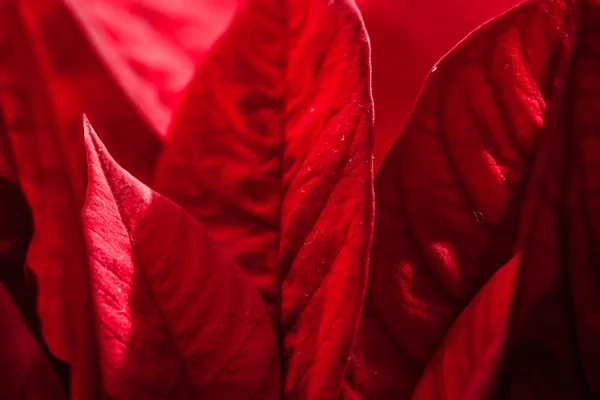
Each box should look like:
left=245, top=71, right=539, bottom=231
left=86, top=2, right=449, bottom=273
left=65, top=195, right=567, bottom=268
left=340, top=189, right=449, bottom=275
left=82, top=114, right=106, bottom=160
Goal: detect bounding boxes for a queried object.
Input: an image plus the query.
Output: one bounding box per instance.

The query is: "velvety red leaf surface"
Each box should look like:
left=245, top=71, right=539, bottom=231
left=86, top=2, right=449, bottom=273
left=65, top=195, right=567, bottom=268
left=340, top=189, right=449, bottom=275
left=68, top=0, right=239, bottom=135
left=356, top=0, right=521, bottom=169
left=410, top=254, right=520, bottom=400
left=15, top=0, right=162, bottom=184
left=82, top=119, right=281, bottom=398
left=0, top=3, right=102, bottom=397
left=0, top=283, right=65, bottom=400
left=347, top=0, right=600, bottom=397
left=154, top=0, right=374, bottom=397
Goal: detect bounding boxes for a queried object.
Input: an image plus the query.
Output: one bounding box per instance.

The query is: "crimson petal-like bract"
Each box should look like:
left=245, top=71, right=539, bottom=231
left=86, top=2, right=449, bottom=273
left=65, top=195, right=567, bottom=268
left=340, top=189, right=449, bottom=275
left=413, top=1, right=600, bottom=391
left=347, top=0, right=600, bottom=397
left=0, top=2, right=103, bottom=397
left=13, top=0, right=162, bottom=184
left=0, top=283, right=65, bottom=400
left=154, top=0, right=374, bottom=397
left=355, top=0, right=521, bottom=169
left=66, top=0, right=240, bottom=135
left=82, top=119, right=281, bottom=398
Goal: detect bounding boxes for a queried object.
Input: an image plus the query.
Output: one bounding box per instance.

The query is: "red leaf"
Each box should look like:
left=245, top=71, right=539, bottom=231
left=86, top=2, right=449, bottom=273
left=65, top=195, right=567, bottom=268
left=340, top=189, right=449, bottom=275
left=348, top=0, right=586, bottom=397
left=67, top=0, right=240, bottom=134
left=0, top=115, right=18, bottom=183
left=413, top=11, right=600, bottom=391
left=355, top=0, right=521, bottom=170
left=0, top=123, right=29, bottom=270
left=82, top=119, right=281, bottom=398
left=411, top=255, right=519, bottom=400
left=14, top=0, right=162, bottom=184
left=0, top=283, right=65, bottom=400
left=154, top=0, right=374, bottom=397
left=0, top=3, right=103, bottom=397
left=496, top=1, right=600, bottom=396
left=0, top=177, right=35, bottom=332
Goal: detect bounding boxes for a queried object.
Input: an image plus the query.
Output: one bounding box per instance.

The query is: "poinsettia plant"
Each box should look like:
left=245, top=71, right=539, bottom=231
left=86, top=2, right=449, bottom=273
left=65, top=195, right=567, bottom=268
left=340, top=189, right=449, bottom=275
left=1, top=0, right=600, bottom=399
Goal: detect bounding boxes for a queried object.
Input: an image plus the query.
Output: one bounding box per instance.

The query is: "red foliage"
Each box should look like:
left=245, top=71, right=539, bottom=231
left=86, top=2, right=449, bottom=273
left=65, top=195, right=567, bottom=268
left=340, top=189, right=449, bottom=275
left=1, top=0, right=600, bottom=399
left=349, top=0, right=600, bottom=398
left=83, top=119, right=281, bottom=398
left=153, top=1, right=374, bottom=396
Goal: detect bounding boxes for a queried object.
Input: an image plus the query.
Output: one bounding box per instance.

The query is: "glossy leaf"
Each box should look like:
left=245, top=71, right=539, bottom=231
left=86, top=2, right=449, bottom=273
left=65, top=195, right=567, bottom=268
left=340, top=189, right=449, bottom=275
left=0, top=283, right=65, bottom=400
left=82, top=119, right=281, bottom=398
left=348, top=0, right=584, bottom=397
left=0, top=3, right=103, bottom=397
left=154, top=0, right=374, bottom=397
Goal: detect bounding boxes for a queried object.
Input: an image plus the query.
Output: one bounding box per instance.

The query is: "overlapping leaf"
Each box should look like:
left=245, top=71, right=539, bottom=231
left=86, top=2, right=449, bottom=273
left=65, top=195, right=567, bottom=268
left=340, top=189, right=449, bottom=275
left=0, top=2, right=102, bottom=397
left=154, top=0, right=374, bottom=397
left=82, top=119, right=281, bottom=398
left=15, top=0, right=162, bottom=184
left=0, top=283, right=65, bottom=400
left=412, top=14, right=600, bottom=391
left=0, top=177, right=38, bottom=348
left=355, top=0, right=521, bottom=169
left=346, top=0, right=593, bottom=397
left=67, top=0, right=239, bottom=135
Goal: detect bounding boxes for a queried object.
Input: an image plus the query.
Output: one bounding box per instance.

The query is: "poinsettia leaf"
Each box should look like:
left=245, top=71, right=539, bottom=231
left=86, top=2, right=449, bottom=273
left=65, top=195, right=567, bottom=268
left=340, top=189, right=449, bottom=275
left=154, top=0, right=374, bottom=397
left=82, top=118, right=281, bottom=398
left=15, top=0, right=162, bottom=184
left=0, top=121, right=29, bottom=273
left=355, top=0, right=522, bottom=170
left=496, top=1, right=600, bottom=396
left=0, top=177, right=37, bottom=333
left=348, top=0, right=583, bottom=397
left=0, top=283, right=66, bottom=399
left=0, top=115, right=18, bottom=183
left=410, top=255, right=520, bottom=400
left=0, top=4, right=103, bottom=397
left=569, top=2, right=600, bottom=394
left=413, top=29, right=600, bottom=393
left=66, top=0, right=239, bottom=135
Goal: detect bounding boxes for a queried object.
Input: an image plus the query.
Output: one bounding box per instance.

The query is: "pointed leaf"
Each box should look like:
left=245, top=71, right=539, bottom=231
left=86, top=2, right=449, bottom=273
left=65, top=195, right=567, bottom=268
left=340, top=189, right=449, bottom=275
left=154, top=0, right=374, bottom=397
left=348, top=0, right=583, bottom=397
left=82, top=119, right=281, bottom=398
left=0, top=283, right=65, bottom=400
